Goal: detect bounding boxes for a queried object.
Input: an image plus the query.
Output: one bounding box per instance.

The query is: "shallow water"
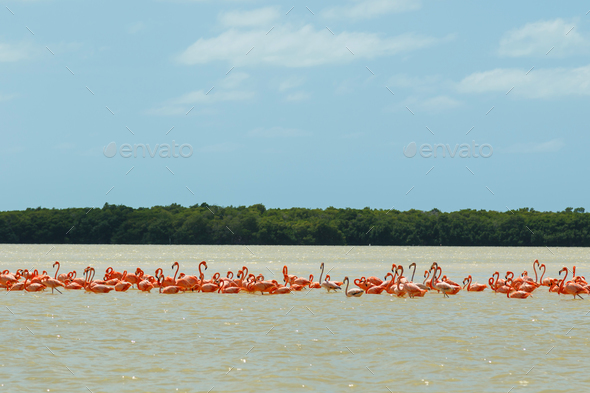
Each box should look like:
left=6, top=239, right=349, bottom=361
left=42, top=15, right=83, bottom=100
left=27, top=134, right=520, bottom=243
left=1, top=245, right=589, bottom=392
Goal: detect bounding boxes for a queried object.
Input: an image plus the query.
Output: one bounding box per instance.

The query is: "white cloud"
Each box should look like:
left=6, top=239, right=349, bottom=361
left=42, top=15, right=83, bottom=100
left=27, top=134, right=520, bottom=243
left=219, top=7, right=280, bottom=27
left=504, top=138, right=565, bottom=153
left=174, top=89, right=254, bottom=104
left=177, top=24, right=448, bottom=67
left=457, top=65, right=590, bottom=98
left=0, top=42, right=30, bottom=62
left=419, top=95, right=461, bottom=113
left=148, top=88, right=254, bottom=115
left=279, top=76, right=305, bottom=91
left=248, top=127, right=311, bottom=138
left=499, top=18, right=586, bottom=57
left=285, top=91, right=310, bottom=101
left=322, top=0, right=421, bottom=20
left=0, top=93, right=16, bottom=102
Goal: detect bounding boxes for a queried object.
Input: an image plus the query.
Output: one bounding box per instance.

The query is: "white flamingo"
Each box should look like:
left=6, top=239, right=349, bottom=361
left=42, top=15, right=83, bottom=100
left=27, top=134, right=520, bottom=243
left=342, top=277, right=363, bottom=297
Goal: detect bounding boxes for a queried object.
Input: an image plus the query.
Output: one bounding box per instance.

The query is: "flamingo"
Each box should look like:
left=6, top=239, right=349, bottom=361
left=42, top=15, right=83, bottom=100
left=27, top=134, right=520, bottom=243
left=86, top=269, right=114, bottom=293
left=324, top=275, right=343, bottom=286
left=366, top=275, right=383, bottom=286
left=104, top=267, right=123, bottom=280
left=54, top=261, right=69, bottom=283
left=251, top=277, right=277, bottom=295
left=138, top=276, right=155, bottom=292
left=317, top=263, right=341, bottom=292
left=25, top=278, right=46, bottom=292
left=158, top=276, right=184, bottom=294
left=123, top=268, right=142, bottom=288
left=0, top=270, right=18, bottom=286
left=396, top=267, right=426, bottom=298
left=309, top=274, right=321, bottom=289
left=270, top=286, right=292, bottom=294
left=114, top=271, right=132, bottom=292
left=430, top=265, right=456, bottom=298
left=366, top=281, right=387, bottom=294
left=7, top=280, right=26, bottom=292
left=161, top=262, right=180, bottom=287
left=65, top=280, right=83, bottom=290
left=290, top=275, right=311, bottom=287
left=35, top=262, right=64, bottom=294
left=558, top=267, right=589, bottom=299
left=218, top=280, right=241, bottom=294
left=403, top=264, right=430, bottom=291
left=342, top=277, right=363, bottom=297
left=199, top=273, right=219, bottom=293
left=506, top=279, right=532, bottom=299
left=354, top=277, right=372, bottom=291
left=462, top=275, right=487, bottom=292
left=283, top=266, right=296, bottom=284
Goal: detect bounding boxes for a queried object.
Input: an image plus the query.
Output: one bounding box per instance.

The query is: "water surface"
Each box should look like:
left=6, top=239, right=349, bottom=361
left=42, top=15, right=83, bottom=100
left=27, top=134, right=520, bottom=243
left=1, top=245, right=589, bottom=392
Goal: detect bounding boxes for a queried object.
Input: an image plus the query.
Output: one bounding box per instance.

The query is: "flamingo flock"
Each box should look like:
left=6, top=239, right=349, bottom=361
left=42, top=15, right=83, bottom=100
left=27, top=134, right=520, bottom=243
left=0, top=259, right=588, bottom=300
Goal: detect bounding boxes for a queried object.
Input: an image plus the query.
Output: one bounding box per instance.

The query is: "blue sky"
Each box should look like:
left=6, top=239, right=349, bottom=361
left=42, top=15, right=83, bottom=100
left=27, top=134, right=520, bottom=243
left=1, top=0, right=589, bottom=212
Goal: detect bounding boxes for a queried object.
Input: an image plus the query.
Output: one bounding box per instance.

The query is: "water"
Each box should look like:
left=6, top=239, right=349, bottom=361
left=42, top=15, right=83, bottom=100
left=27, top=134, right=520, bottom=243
left=1, top=245, right=589, bottom=392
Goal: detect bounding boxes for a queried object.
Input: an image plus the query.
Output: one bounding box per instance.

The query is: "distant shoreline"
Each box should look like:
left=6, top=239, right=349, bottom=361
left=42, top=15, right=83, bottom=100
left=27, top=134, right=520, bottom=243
left=0, top=203, right=587, bottom=247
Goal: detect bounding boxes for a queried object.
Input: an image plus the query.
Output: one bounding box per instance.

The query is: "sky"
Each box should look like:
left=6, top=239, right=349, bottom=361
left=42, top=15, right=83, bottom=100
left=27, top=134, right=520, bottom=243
left=1, top=0, right=589, bottom=213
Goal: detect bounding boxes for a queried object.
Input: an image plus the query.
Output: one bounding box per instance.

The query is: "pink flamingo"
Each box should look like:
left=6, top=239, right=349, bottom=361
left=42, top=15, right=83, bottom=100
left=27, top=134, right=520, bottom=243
left=462, top=275, right=487, bottom=292
left=114, top=271, right=132, bottom=292
left=558, top=267, right=589, bottom=299
left=218, top=280, right=241, bottom=294
left=158, top=275, right=184, bottom=294
left=43, top=262, right=65, bottom=294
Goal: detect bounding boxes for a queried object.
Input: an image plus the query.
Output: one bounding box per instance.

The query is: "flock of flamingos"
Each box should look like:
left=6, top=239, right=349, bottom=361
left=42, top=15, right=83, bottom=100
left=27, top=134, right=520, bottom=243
left=0, top=259, right=588, bottom=299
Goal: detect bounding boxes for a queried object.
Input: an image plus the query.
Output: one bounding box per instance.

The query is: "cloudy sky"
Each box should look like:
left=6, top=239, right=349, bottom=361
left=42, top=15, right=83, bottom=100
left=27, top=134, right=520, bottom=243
left=1, top=0, right=588, bottom=212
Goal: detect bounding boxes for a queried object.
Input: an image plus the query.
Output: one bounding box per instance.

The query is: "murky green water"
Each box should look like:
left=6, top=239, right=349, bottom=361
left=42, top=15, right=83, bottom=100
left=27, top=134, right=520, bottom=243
left=1, top=245, right=589, bottom=392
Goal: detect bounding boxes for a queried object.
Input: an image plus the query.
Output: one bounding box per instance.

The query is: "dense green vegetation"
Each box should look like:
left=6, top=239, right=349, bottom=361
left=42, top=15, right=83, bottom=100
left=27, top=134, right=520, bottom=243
left=0, top=204, right=588, bottom=246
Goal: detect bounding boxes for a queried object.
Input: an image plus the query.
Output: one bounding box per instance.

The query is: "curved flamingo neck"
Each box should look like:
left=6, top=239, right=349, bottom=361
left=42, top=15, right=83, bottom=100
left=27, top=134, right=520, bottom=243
left=54, top=262, right=60, bottom=279
left=559, top=268, right=568, bottom=294
left=173, top=263, right=179, bottom=281
left=198, top=262, right=206, bottom=277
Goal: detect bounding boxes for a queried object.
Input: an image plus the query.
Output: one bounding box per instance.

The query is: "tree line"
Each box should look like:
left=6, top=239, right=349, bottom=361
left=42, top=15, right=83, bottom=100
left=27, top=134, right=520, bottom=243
left=0, top=203, right=588, bottom=246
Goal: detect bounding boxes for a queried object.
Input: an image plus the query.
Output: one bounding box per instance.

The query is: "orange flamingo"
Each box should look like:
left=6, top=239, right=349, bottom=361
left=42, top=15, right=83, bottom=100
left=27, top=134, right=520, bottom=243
left=558, top=267, right=588, bottom=299
left=463, top=275, right=487, bottom=292
left=430, top=265, right=456, bottom=298
left=86, top=268, right=114, bottom=293
left=309, top=274, right=321, bottom=289
left=43, top=261, right=65, bottom=294
left=199, top=273, right=219, bottom=293
left=158, top=276, right=184, bottom=294
left=161, top=262, right=180, bottom=287
left=506, top=279, right=532, bottom=299
left=114, top=271, right=132, bottom=292
left=25, top=277, right=46, bottom=292
left=283, top=266, right=296, bottom=284
left=54, top=261, right=69, bottom=283
left=218, top=280, right=241, bottom=294
left=138, top=276, right=155, bottom=292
